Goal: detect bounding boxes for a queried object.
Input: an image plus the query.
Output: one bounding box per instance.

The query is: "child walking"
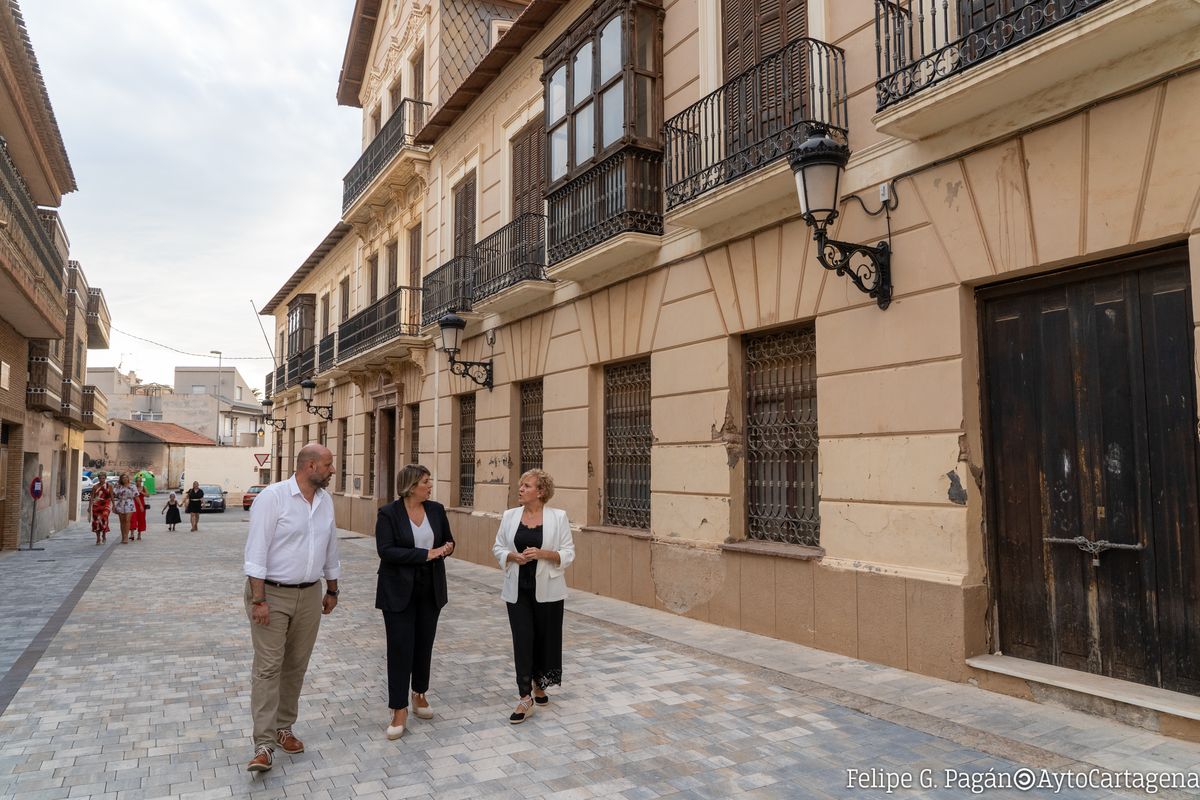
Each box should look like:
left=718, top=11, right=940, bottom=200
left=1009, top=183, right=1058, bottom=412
left=162, top=492, right=182, bottom=531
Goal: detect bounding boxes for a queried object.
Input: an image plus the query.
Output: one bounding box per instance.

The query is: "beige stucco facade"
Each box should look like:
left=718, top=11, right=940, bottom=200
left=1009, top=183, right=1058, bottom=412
left=264, top=0, right=1200, bottom=726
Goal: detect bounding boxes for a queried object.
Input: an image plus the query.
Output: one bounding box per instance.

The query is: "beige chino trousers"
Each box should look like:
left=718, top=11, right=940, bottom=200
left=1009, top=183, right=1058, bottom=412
left=245, top=580, right=323, bottom=749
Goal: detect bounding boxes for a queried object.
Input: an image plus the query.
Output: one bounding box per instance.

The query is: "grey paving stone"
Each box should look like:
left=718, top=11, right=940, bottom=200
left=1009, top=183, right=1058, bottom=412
left=0, top=520, right=1196, bottom=799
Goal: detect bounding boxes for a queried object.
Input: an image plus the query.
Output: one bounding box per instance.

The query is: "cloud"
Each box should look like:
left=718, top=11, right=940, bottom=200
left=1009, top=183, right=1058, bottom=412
left=21, top=0, right=360, bottom=386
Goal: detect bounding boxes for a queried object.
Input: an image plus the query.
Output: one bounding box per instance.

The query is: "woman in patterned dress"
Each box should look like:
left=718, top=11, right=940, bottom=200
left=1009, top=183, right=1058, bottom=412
left=89, top=471, right=112, bottom=545
left=113, top=473, right=138, bottom=544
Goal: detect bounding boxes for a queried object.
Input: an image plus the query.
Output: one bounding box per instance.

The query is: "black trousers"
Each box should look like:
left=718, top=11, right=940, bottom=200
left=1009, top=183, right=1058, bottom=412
left=506, top=586, right=564, bottom=697
left=382, top=567, right=441, bottom=710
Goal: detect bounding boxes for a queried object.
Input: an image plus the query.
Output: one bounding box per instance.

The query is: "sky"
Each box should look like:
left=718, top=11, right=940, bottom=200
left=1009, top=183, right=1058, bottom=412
left=21, top=1, right=361, bottom=393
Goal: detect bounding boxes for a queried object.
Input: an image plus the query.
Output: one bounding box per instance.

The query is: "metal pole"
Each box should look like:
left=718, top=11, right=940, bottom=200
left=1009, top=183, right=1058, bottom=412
left=211, top=350, right=223, bottom=445
left=22, top=475, right=45, bottom=551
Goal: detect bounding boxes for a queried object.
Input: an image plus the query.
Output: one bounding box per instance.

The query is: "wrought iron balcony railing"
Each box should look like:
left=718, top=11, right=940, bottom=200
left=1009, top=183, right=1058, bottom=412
left=274, top=363, right=286, bottom=394
left=875, top=0, right=1114, bottom=110
left=336, top=285, right=423, bottom=362
left=473, top=213, right=549, bottom=303
left=264, top=370, right=274, bottom=401
left=286, top=346, right=315, bottom=387
left=318, top=332, right=337, bottom=373
left=343, top=98, right=432, bottom=211
left=664, top=38, right=847, bottom=210
left=422, top=256, right=475, bottom=327
left=546, top=146, right=663, bottom=265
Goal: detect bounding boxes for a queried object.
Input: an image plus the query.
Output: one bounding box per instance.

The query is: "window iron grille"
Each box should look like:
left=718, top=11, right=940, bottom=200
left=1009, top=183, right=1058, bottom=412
left=339, top=419, right=349, bottom=492
left=604, top=359, right=651, bottom=528
left=458, top=394, right=476, bottom=507
left=745, top=325, right=819, bottom=546
left=366, top=413, right=376, bottom=497
left=519, top=380, right=544, bottom=474
left=409, top=403, right=421, bottom=465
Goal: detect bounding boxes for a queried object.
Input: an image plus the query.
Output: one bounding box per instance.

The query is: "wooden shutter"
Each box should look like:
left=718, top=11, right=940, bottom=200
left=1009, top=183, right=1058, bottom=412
left=408, top=224, right=422, bottom=287
left=386, top=241, right=398, bottom=291
left=407, top=224, right=422, bottom=327
left=722, top=0, right=807, bottom=77
left=453, top=172, right=476, bottom=257
left=512, top=121, right=545, bottom=219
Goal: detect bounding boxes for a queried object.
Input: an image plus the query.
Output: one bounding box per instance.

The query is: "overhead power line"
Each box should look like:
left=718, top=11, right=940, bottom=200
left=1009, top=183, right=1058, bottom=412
left=108, top=324, right=274, bottom=360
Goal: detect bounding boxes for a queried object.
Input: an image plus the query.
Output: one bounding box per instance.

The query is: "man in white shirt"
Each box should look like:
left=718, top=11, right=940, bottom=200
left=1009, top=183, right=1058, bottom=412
left=243, top=443, right=340, bottom=773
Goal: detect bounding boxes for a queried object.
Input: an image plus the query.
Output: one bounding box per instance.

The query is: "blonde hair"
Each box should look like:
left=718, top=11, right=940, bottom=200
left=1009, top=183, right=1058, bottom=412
left=396, top=464, right=432, bottom=499
left=519, top=469, right=555, bottom=503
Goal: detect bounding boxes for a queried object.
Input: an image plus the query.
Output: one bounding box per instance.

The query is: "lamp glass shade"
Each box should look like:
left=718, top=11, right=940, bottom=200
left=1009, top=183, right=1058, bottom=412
left=795, top=159, right=841, bottom=227
left=790, top=129, right=849, bottom=230
left=299, top=378, right=315, bottom=403
left=438, top=313, right=466, bottom=354
left=261, top=398, right=273, bottom=411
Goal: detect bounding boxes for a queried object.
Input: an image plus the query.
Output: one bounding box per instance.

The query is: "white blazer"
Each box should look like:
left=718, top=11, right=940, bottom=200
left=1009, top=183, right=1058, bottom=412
left=493, top=506, right=575, bottom=604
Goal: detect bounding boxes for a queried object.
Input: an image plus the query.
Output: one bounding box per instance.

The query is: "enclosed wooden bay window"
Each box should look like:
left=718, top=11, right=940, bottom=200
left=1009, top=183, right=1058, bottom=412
left=542, top=0, right=664, bottom=265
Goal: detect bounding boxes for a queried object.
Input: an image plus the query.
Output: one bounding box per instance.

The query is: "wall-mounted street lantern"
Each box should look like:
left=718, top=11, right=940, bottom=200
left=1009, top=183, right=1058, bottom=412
left=259, top=399, right=286, bottom=433
left=790, top=128, right=894, bottom=309
left=299, top=377, right=334, bottom=421
left=437, top=312, right=493, bottom=390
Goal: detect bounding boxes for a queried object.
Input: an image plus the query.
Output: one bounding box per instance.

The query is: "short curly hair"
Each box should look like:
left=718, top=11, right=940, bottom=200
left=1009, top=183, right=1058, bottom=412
left=518, top=469, right=555, bottom=503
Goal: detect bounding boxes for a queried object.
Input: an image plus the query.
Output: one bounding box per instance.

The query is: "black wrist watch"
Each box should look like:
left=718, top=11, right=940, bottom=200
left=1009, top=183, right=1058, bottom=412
left=325, top=588, right=339, bottom=597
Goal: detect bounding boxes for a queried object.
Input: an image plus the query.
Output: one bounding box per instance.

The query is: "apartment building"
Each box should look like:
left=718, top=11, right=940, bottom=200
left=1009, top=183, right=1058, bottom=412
left=0, top=2, right=109, bottom=549
left=264, top=0, right=1200, bottom=732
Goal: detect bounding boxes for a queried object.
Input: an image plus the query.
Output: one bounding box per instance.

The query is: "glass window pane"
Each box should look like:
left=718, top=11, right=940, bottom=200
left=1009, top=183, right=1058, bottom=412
left=573, top=102, right=594, bottom=165
left=635, top=75, right=654, bottom=138
left=601, top=79, right=623, bottom=147
left=600, top=16, right=622, bottom=83
left=548, top=66, right=567, bottom=122
left=572, top=43, right=593, bottom=106
left=636, top=7, right=655, bottom=69
left=549, top=123, right=568, bottom=181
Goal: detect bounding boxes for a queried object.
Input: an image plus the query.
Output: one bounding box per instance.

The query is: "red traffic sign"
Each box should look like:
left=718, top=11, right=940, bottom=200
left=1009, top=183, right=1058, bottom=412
left=29, top=477, right=43, bottom=500
left=254, top=453, right=271, bottom=467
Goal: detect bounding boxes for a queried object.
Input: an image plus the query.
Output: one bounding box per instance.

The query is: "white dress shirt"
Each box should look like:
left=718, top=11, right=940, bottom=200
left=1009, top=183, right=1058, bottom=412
left=244, top=475, right=341, bottom=583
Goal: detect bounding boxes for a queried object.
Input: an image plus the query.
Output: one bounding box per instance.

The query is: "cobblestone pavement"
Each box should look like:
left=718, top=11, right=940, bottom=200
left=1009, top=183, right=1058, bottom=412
left=0, top=515, right=1198, bottom=799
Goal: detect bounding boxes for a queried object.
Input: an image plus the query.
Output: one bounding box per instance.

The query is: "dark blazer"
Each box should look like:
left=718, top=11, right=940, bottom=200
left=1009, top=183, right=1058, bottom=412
left=375, top=499, right=454, bottom=612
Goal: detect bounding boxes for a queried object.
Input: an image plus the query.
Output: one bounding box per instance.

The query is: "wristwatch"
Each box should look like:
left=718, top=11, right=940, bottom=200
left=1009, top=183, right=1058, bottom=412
left=325, top=588, right=339, bottom=597
left=251, top=597, right=267, bottom=605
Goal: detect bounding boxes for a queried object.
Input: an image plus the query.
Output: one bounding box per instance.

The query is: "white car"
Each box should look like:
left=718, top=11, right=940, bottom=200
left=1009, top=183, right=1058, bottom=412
left=80, top=474, right=97, bottom=501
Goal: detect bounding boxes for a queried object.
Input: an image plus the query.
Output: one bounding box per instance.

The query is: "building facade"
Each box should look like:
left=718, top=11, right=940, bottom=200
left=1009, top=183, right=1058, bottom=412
left=264, top=0, right=1200, bottom=730
left=0, top=2, right=109, bottom=549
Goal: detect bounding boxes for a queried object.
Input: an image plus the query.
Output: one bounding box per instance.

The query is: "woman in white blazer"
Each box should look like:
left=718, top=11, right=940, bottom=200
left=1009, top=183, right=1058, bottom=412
left=492, top=468, right=575, bottom=724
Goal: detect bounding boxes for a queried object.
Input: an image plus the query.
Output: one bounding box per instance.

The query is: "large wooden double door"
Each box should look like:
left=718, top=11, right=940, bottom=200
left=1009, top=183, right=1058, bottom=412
left=982, top=249, right=1200, bottom=693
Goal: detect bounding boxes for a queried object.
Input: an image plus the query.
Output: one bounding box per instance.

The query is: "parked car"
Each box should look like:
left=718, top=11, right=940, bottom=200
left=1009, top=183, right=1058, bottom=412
left=81, top=474, right=96, bottom=502
left=242, top=485, right=266, bottom=510
left=199, top=484, right=227, bottom=513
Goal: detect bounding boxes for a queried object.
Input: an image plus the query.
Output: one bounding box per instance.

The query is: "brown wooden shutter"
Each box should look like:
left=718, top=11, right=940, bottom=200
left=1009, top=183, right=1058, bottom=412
left=408, top=223, right=422, bottom=327
left=386, top=241, right=399, bottom=291
left=453, top=172, right=476, bottom=257
left=722, top=0, right=807, bottom=76
left=512, top=121, right=545, bottom=219
left=408, top=224, right=422, bottom=287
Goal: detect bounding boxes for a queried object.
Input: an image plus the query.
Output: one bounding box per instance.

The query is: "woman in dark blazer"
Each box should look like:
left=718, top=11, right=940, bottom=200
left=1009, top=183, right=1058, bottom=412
left=376, top=464, right=455, bottom=740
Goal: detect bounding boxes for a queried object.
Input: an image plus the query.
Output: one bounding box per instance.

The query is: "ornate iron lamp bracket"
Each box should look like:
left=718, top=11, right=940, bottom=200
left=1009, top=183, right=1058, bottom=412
left=448, top=357, right=493, bottom=390
left=263, top=416, right=286, bottom=432
left=304, top=401, right=334, bottom=422
left=813, top=232, right=892, bottom=309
